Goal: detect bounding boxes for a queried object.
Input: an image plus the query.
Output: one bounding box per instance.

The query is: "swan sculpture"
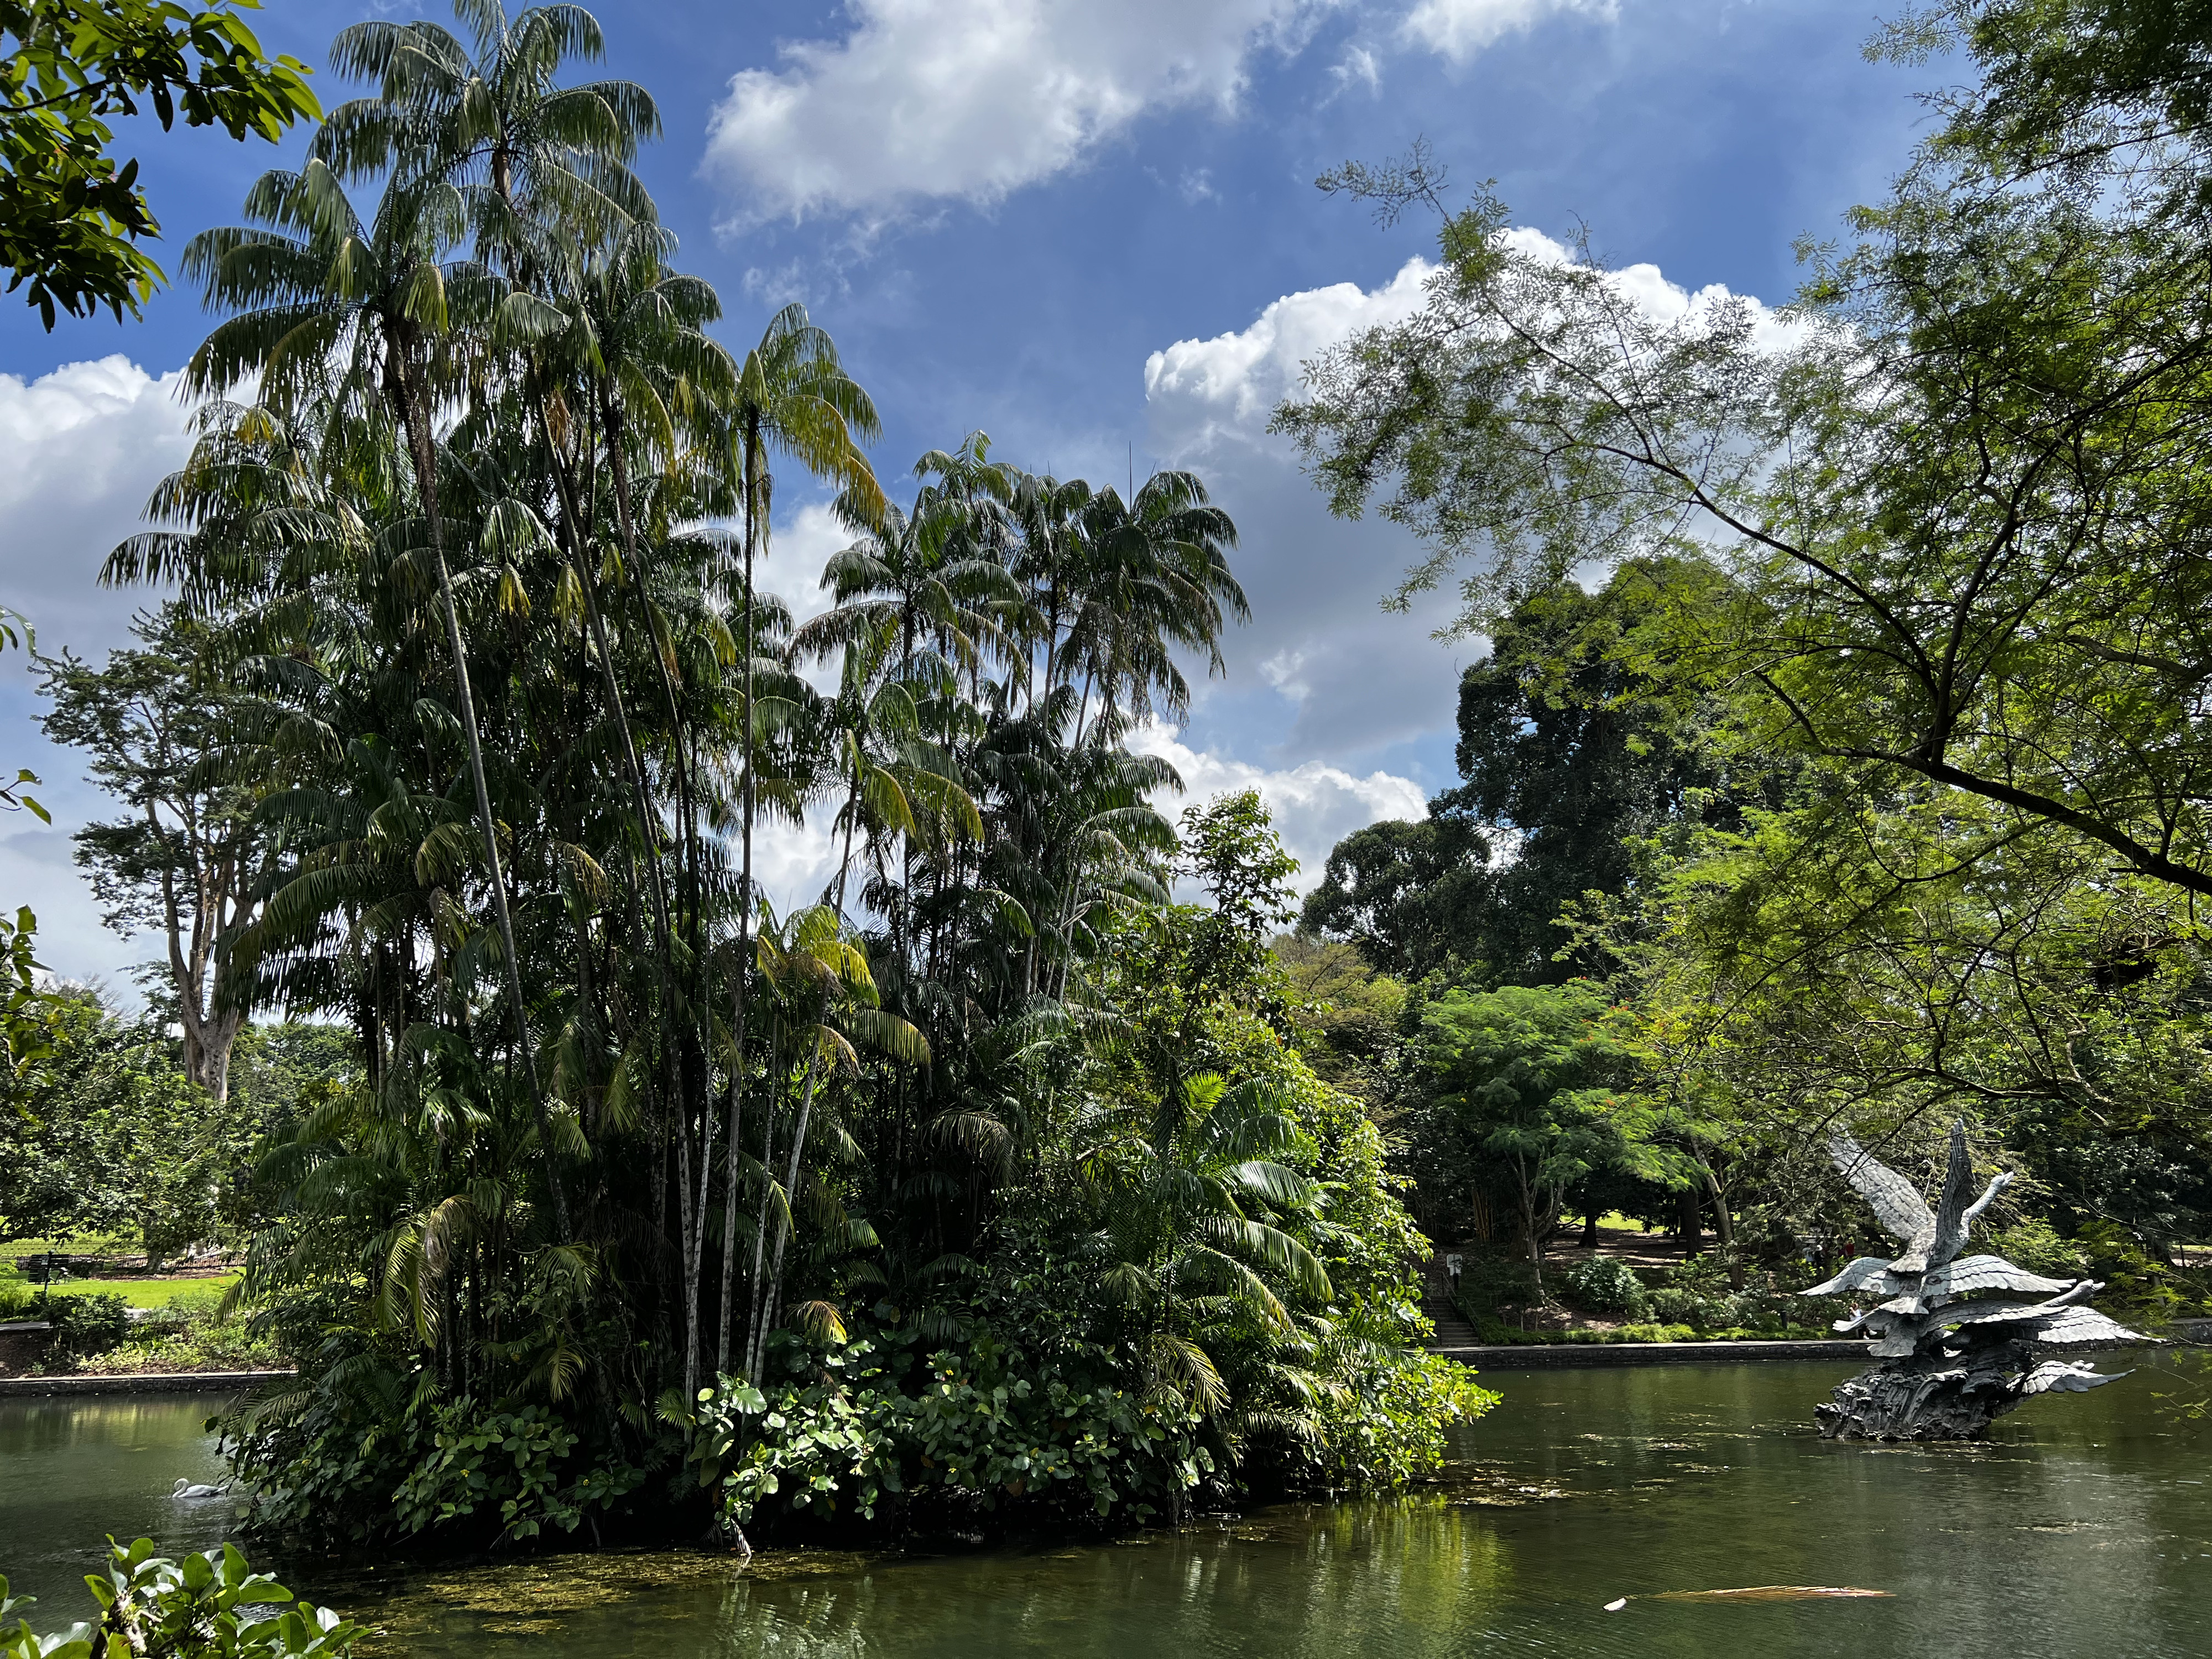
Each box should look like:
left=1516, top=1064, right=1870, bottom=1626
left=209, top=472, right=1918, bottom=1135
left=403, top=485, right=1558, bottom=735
left=1803, top=1120, right=2146, bottom=1439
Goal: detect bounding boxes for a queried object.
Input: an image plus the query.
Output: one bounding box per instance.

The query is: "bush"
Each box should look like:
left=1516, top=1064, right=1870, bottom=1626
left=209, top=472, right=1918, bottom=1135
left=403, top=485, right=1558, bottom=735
left=0, top=1537, right=366, bottom=1657
left=46, top=1291, right=129, bottom=1358
left=681, top=1321, right=1214, bottom=1535
left=1561, top=1256, right=1646, bottom=1316
left=1642, top=1285, right=1723, bottom=1328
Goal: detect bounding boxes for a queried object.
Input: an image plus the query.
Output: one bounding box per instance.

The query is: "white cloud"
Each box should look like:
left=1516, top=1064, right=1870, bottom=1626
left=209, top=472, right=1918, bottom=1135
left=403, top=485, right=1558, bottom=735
left=1145, top=255, right=1433, bottom=448
left=1144, top=257, right=1463, bottom=765
left=0, top=356, right=193, bottom=659
left=1130, top=721, right=1426, bottom=893
left=1400, top=0, right=1616, bottom=63
left=1497, top=224, right=1808, bottom=353
left=703, top=0, right=1334, bottom=222
left=1328, top=44, right=1381, bottom=96
left=1140, top=236, right=1789, bottom=775
left=0, top=356, right=194, bottom=993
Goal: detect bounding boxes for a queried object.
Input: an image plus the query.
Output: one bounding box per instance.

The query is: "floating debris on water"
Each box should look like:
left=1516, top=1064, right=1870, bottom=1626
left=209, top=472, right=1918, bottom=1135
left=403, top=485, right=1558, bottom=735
left=1650, top=1585, right=1892, bottom=1602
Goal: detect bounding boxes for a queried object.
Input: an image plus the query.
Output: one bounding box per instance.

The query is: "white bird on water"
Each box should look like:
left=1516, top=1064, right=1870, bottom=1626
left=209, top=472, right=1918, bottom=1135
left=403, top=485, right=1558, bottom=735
left=171, top=1478, right=227, bottom=1500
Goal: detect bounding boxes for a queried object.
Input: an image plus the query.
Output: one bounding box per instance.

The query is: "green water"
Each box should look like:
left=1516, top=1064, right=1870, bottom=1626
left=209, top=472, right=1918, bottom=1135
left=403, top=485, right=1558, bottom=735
left=7, top=1356, right=2212, bottom=1656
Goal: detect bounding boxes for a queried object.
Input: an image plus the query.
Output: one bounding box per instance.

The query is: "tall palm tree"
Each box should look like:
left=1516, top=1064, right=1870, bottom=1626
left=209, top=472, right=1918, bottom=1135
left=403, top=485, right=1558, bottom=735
left=1065, top=471, right=1247, bottom=744
left=741, top=902, right=926, bottom=1380
left=316, top=0, right=659, bottom=268
left=181, top=161, right=570, bottom=1234
left=714, top=303, right=884, bottom=1374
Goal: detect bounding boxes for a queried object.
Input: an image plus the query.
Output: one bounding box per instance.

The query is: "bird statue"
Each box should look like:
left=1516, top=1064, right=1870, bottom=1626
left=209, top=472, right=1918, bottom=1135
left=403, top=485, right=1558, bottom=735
left=1802, top=1120, right=2147, bottom=1439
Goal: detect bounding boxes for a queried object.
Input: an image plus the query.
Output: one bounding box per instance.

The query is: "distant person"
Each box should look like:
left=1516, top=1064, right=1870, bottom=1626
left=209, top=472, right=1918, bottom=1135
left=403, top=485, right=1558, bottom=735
left=1444, top=1253, right=1464, bottom=1297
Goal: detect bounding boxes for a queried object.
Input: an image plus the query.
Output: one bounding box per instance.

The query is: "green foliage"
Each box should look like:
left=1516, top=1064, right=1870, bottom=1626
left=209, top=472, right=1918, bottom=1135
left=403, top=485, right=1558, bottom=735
left=1560, top=1255, right=1645, bottom=1316
left=392, top=1400, right=647, bottom=1542
left=1298, top=815, right=1491, bottom=982
left=1984, top=1220, right=2094, bottom=1280
left=0, top=1538, right=363, bottom=1658
left=680, top=1323, right=1208, bottom=1533
left=0, top=985, right=289, bottom=1262
left=45, top=1290, right=129, bottom=1357
left=0, top=0, right=319, bottom=326
left=1418, top=981, right=1683, bottom=1292
left=0, top=0, right=1474, bottom=1551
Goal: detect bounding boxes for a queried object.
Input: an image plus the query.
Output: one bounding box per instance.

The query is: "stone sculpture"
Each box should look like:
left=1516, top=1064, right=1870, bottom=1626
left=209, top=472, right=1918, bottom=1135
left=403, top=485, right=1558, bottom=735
left=1803, top=1120, right=2146, bottom=1439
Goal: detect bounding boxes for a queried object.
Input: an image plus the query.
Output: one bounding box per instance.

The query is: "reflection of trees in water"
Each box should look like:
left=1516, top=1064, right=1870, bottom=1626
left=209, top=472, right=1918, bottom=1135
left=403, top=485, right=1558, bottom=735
left=705, top=1502, right=1510, bottom=1659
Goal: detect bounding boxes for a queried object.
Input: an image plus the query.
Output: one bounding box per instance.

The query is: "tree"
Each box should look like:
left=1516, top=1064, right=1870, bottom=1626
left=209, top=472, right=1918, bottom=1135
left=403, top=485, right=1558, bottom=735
left=39, top=604, right=268, bottom=1101
left=1300, top=815, right=1490, bottom=980
left=1273, top=142, right=2212, bottom=907
left=1, top=609, right=54, bottom=1090
left=182, top=149, right=571, bottom=1231
left=1417, top=980, right=1662, bottom=1294
left=0, top=984, right=237, bottom=1265
left=1302, top=561, right=1747, bottom=982
left=1, top=0, right=318, bottom=326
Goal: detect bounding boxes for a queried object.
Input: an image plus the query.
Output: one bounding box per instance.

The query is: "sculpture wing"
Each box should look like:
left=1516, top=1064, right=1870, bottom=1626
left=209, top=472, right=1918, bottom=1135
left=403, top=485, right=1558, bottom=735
left=1802, top=1256, right=1890, bottom=1297
left=1827, top=1129, right=1936, bottom=1261
left=1927, top=1121, right=2013, bottom=1270
left=2023, top=1306, right=2149, bottom=1349
left=2015, top=1360, right=2125, bottom=1397
left=1932, top=1256, right=2073, bottom=1299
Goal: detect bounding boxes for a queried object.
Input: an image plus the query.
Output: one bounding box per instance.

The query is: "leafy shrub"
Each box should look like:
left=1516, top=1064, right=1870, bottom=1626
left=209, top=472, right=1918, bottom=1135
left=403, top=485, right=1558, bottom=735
left=1561, top=1256, right=1645, bottom=1315
left=0, top=1537, right=365, bottom=1658
left=0, top=1269, right=31, bottom=1321
left=46, top=1291, right=129, bottom=1358
left=1642, top=1285, right=1724, bottom=1328
left=680, top=1322, right=1213, bottom=1533
left=392, top=1399, right=648, bottom=1542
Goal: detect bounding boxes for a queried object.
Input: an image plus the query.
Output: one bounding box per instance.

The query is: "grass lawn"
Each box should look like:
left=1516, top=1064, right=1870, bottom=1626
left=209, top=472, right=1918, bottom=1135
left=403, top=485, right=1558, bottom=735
left=3, top=1275, right=238, bottom=1309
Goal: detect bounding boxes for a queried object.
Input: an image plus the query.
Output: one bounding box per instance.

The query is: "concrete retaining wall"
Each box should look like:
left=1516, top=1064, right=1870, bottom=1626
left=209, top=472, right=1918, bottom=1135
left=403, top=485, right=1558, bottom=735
left=0, top=1370, right=293, bottom=1397
left=1433, top=1338, right=1869, bottom=1369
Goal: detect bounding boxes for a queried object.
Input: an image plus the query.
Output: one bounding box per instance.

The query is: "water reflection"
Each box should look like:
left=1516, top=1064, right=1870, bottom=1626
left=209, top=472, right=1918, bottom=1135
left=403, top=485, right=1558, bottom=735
left=0, top=1395, right=235, bottom=1609
left=7, top=1355, right=2211, bottom=1658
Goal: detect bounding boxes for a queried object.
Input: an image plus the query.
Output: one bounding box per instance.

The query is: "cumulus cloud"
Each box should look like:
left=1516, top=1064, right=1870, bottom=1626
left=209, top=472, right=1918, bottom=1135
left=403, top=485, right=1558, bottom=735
left=0, top=356, right=194, bottom=659
left=1141, top=230, right=1791, bottom=794
left=1143, top=255, right=1464, bottom=767
left=1400, top=0, right=1616, bottom=63
left=0, top=355, right=196, bottom=990
left=702, top=0, right=1334, bottom=222
left=1130, top=721, right=1426, bottom=894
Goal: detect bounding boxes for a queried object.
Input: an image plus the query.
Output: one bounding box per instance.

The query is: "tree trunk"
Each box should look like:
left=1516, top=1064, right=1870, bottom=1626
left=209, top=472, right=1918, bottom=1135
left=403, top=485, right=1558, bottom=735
left=1700, top=1159, right=1743, bottom=1290
left=397, top=369, right=568, bottom=1238
left=718, top=455, right=761, bottom=1376
left=1678, top=1183, right=1703, bottom=1253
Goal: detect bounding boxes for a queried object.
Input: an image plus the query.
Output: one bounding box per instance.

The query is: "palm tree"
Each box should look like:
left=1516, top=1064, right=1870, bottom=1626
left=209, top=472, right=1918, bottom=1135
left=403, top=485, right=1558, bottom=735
left=742, top=902, right=926, bottom=1380
left=713, top=303, right=884, bottom=1374
left=316, top=0, right=659, bottom=267
left=1083, top=1072, right=1332, bottom=1498
left=180, top=162, right=570, bottom=1233
left=1065, top=471, right=1246, bottom=744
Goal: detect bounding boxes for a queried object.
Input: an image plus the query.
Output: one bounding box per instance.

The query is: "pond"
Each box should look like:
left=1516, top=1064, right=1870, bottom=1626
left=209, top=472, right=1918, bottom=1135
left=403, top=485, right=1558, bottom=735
left=6, top=1355, right=2211, bottom=1657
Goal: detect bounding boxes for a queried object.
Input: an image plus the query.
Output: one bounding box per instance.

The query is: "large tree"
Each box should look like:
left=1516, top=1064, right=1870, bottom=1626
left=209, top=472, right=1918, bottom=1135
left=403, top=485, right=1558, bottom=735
left=1303, top=560, right=1744, bottom=982
left=40, top=604, right=267, bottom=1101
left=1274, top=131, right=2212, bottom=907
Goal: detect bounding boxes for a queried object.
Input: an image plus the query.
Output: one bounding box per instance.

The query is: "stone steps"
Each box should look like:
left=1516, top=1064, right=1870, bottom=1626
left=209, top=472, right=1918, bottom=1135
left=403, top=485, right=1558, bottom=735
left=1421, top=1253, right=1480, bottom=1349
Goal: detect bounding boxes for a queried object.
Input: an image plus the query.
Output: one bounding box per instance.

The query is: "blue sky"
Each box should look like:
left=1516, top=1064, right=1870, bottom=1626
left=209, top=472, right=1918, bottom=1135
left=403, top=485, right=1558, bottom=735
left=0, top=0, right=1934, bottom=988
